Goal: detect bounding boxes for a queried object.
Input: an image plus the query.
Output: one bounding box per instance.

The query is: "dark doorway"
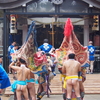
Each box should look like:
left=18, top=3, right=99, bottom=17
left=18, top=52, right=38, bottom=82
left=9, top=30, right=22, bottom=46
left=36, top=25, right=64, bottom=49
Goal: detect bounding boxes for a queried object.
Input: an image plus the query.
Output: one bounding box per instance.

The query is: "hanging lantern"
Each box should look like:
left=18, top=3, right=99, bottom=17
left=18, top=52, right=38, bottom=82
left=92, top=15, right=99, bottom=31
left=10, top=14, right=17, bottom=33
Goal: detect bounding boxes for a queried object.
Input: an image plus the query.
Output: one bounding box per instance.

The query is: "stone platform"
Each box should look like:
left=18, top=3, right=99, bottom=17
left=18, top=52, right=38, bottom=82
left=5, top=73, right=100, bottom=95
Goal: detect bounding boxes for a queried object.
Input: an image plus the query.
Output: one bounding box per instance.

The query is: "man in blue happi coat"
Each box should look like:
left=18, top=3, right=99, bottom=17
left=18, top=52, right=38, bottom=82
left=0, top=56, right=11, bottom=100
left=8, top=41, right=16, bottom=62
left=38, top=39, right=53, bottom=53
left=87, top=41, right=95, bottom=74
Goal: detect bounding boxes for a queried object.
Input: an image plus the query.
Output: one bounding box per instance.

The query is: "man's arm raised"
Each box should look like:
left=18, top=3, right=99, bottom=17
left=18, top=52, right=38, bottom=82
left=9, top=62, right=19, bottom=71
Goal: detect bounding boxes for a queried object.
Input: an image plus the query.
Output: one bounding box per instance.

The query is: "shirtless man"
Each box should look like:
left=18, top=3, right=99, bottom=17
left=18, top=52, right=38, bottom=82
left=62, top=53, right=81, bottom=100
left=27, top=71, right=36, bottom=100
left=9, top=58, right=30, bottom=100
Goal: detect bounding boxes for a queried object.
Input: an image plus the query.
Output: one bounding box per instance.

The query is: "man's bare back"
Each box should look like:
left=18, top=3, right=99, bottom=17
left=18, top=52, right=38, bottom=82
left=10, top=58, right=30, bottom=100
left=63, top=59, right=81, bottom=76
left=17, top=64, right=30, bottom=81
left=62, top=53, right=81, bottom=100
left=27, top=71, right=36, bottom=100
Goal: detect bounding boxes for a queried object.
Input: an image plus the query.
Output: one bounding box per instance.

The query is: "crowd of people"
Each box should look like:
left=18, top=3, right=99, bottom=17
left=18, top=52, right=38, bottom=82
left=0, top=39, right=95, bottom=100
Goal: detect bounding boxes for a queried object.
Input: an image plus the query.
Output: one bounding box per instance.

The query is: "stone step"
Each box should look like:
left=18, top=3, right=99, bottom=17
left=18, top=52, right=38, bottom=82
left=5, top=74, right=100, bottom=95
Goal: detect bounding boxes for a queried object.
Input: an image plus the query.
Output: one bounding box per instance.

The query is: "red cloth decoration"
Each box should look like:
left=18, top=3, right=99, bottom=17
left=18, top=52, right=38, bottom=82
left=64, top=18, right=73, bottom=37
left=34, top=51, right=47, bottom=67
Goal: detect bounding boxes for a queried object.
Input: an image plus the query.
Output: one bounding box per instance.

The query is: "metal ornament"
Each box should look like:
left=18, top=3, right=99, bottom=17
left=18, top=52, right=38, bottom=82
left=51, top=0, right=63, bottom=5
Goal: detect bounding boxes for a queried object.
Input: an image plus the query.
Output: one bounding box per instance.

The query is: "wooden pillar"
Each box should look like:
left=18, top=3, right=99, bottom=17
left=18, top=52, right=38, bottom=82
left=22, top=24, right=28, bottom=43
left=3, top=11, right=8, bottom=71
left=84, top=16, right=89, bottom=46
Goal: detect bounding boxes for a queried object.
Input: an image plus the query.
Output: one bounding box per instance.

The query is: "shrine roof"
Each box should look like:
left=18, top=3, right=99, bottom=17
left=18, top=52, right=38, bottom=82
left=0, top=0, right=100, bottom=9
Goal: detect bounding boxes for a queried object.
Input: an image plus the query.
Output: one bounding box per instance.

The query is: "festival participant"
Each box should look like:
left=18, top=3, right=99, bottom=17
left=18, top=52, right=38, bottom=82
left=79, top=67, right=86, bottom=99
left=0, top=56, right=11, bottom=100
left=8, top=41, right=16, bottom=60
left=55, top=49, right=67, bottom=100
left=60, top=72, right=66, bottom=100
left=27, top=71, right=36, bottom=100
left=38, top=39, right=53, bottom=53
left=10, top=43, right=19, bottom=62
left=49, top=48, right=57, bottom=76
left=87, top=41, right=95, bottom=74
left=9, top=58, right=30, bottom=100
left=46, top=53, right=53, bottom=84
left=8, top=41, right=16, bottom=48
left=8, top=41, right=16, bottom=73
left=8, top=41, right=16, bottom=56
left=36, top=64, right=48, bottom=100
left=9, top=43, right=19, bottom=78
left=62, top=53, right=81, bottom=100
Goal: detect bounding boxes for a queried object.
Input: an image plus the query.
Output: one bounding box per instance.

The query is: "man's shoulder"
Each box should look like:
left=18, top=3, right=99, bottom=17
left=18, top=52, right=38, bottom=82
left=26, top=67, right=30, bottom=69
left=49, top=44, right=53, bottom=47
left=25, top=67, right=30, bottom=72
left=74, top=60, right=81, bottom=64
left=63, top=60, right=70, bottom=64
left=38, top=45, right=43, bottom=48
left=88, top=45, right=95, bottom=48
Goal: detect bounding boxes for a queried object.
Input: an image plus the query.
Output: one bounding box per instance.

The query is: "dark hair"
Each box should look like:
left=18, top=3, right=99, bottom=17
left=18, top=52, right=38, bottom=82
left=19, top=58, right=26, bottom=64
left=46, top=53, right=51, bottom=57
left=14, top=43, right=19, bottom=47
left=68, top=53, right=75, bottom=59
left=43, top=39, right=48, bottom=43
left=12, top=41, right=16, bottom=44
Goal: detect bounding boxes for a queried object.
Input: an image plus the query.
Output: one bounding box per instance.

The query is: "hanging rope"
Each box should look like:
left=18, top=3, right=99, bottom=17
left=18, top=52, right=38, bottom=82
left=21, top=16, right=89, bottom=25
